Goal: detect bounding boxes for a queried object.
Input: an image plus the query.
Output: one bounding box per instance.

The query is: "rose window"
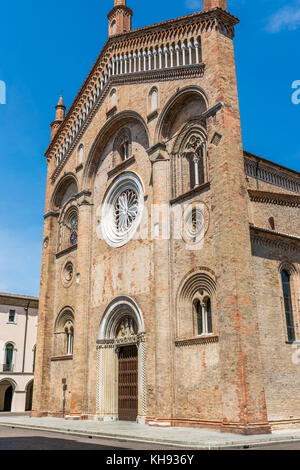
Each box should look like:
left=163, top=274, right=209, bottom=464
left=101, top=173, right=144, bottom=248
left=114, top=189, right=138, bottom=232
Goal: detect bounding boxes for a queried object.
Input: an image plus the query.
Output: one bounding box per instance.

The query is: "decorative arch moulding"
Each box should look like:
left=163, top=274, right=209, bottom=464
left=49, top=64, right=206, bottom=183
left=46, top=8, right=239, bottom=180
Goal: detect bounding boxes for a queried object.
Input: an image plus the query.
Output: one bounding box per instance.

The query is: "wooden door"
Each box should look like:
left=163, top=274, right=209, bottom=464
left=118, top=345, right=138, bottom=421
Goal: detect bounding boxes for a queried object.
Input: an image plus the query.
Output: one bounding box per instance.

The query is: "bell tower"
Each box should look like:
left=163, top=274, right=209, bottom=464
left=108, top=0, right=133, bottom=36
left=50, top=95, right=66, bottom=142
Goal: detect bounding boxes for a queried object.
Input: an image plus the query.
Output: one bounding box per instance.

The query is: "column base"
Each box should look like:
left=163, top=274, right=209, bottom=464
left=30, top=410, right=49, bottom=418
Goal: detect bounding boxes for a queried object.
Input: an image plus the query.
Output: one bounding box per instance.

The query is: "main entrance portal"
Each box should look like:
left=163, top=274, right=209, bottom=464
left=118, top=345, right=138, bottom=421
left=97, top=296, right=146, bottom=423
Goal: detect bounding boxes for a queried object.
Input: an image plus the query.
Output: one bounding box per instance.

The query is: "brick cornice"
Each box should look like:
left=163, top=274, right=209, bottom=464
left=170, top=181, right=210, bottom=205
left=250, top=225, right=300, bottom=252
left=0, top=293, right=38, bottom=308
left=248, top=189, right=300, bottom=208
left=50, top=64, right=205, bottom=182
left=175, top=335, right=219, bottom=347
left=107, top=5, right=133, bottom=21
left=45, top=8, right=238, bottom=161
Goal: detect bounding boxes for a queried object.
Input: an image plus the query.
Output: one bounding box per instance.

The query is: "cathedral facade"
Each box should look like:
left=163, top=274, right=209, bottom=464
left=32, top=0, right=300, bottom=435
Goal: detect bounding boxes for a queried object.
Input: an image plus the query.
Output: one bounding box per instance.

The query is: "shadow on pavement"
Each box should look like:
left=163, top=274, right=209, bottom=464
left=0, top=436, right=125, bottom=450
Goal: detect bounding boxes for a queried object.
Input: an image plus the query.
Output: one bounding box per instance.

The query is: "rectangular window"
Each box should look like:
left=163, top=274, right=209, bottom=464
left=8, top=310, right=16, bottom=323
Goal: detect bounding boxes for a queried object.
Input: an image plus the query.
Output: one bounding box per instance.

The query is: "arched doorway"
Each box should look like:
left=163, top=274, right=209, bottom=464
left=4, top=386, right=13, bottom=411
left=116, top=317, right=138, bottom=421
left=0, top=380, right=15, bottom=412
left=25, top=380, right=34, bottom=411
left=97, top=296, right=146, bottom=423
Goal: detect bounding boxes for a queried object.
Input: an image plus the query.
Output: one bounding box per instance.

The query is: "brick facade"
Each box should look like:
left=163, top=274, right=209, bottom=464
left=32, top=1, right=300, bottom=434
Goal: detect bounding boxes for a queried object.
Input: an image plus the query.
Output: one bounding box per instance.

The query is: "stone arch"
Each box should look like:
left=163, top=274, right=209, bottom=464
left=176, top=269, right=217, bottom=339
left=25, top=379, right=34, bottom=411
left=51, top=173, right=78, bottom=210
left=54, top=307, right=75, bottom=357
left=77, top=143, right=84, bottom=166
left=148, top=85, right=159, bottom=116
left=113, top=127, right=132, bottom=163
left=0, top=378, right=17, bottom=412
left=2, top=341, right=17, bottom=372
left=96, top=296, right=146, bottom=423
left=98, top=296, right=145, bottom=340
left=83, top=111, right=150, bottom=188
left=155, top=86, right=208, bottom=142
left=278, top=260, right=299, bottom=276
left=278, top=261, right=299, bottom=343
left=57, top=201, right=79, bottom=252
left=172, top=122, right=208, bottom=194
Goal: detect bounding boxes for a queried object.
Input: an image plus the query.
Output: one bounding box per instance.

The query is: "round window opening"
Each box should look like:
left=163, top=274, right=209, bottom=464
left=101, top=173, right=144, bottom=248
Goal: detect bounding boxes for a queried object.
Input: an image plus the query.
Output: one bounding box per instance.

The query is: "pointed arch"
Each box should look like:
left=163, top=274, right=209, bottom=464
left=155, top=85, right=208, bottom=142
left=83, top=111, right=150, bottom=188
left=51, top=173, right=78, bottom=210
left=176, top=268, right=217, bottom=339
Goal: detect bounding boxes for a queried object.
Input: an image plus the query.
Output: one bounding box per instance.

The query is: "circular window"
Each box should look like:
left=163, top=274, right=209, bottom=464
left=101, top=173, right=144, bottom=248
left=61, top=260, right=75, bottom=287
left=181, top=202, right=209, bottom=246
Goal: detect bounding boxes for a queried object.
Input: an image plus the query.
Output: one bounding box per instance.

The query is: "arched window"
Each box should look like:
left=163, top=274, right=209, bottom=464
left=58, top=207, right=78, bottom=252
left=77, top=144, right=84, bottom=166
left=114, top=128, right=132, bottom=163
left=111, top=20, right=116, bottom=35
left=177, top=270, right=216, bottom=339
left=281, top=269, right=295, bottom=342
left=148, top=87, right=159, bottom=115
left=65, top=321, right=74, bottom=355
left=194, top=297, right=213, bottom=336
left=4, top=343, right=14, bottom=372
left=269, top=217, right=275, bottom=230
left=172, top=126, right=207, bottom=196
left=54, top=309, right=75, bottom=357
left=70, top=214, right=78, bottom=246
left=185, top=135, right=205, bottom=189
left=109, top=88, right=117, bottom=110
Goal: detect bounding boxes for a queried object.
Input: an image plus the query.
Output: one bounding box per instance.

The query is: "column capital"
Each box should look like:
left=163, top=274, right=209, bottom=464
left=75, top=190, right=93, bottom=206
left=147, top=143, right=169, bottom=163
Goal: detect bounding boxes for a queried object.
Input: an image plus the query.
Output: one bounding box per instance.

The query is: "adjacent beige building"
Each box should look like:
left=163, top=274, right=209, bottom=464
left=0, top=293, right=38, bottom=412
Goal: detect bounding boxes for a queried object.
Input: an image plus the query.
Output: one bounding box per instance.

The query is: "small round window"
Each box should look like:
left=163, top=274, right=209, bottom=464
left=101, top=173, right=144, bottom=248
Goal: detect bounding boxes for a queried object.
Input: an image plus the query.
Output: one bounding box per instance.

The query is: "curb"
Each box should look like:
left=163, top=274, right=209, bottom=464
left=1, top=422, right=300, bottom=449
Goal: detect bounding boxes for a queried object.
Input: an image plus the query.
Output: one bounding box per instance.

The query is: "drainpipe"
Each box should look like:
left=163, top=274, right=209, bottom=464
left=22, top=301, right=30, bottom=373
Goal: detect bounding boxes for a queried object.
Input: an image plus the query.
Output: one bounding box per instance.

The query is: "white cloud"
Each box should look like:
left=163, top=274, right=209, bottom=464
left=266, top=0, right=300, bottom=32
left=185, top=0, right=202, bottom=10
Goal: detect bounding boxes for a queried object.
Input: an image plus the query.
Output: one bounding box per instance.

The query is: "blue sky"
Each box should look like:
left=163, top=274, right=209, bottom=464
left=0, top=0, right=299, bottom=297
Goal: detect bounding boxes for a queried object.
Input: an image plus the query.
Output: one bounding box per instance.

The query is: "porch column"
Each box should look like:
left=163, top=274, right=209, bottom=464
left=96, top=342, right=118, bottom=421
left=137, top=334, right=147, bottom=423
left=147, top=143, right=173, bottom=424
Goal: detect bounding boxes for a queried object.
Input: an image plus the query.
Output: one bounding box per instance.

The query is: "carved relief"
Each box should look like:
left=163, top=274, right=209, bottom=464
left=115, top=316, right=137, bottom=346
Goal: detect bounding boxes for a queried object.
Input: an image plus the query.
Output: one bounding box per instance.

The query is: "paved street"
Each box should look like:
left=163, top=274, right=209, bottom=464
left=1, top=425, right=300, bottom=450
left=2, top=415, right=300, bottom=449
left=0, top=426, right=185, bottom=450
